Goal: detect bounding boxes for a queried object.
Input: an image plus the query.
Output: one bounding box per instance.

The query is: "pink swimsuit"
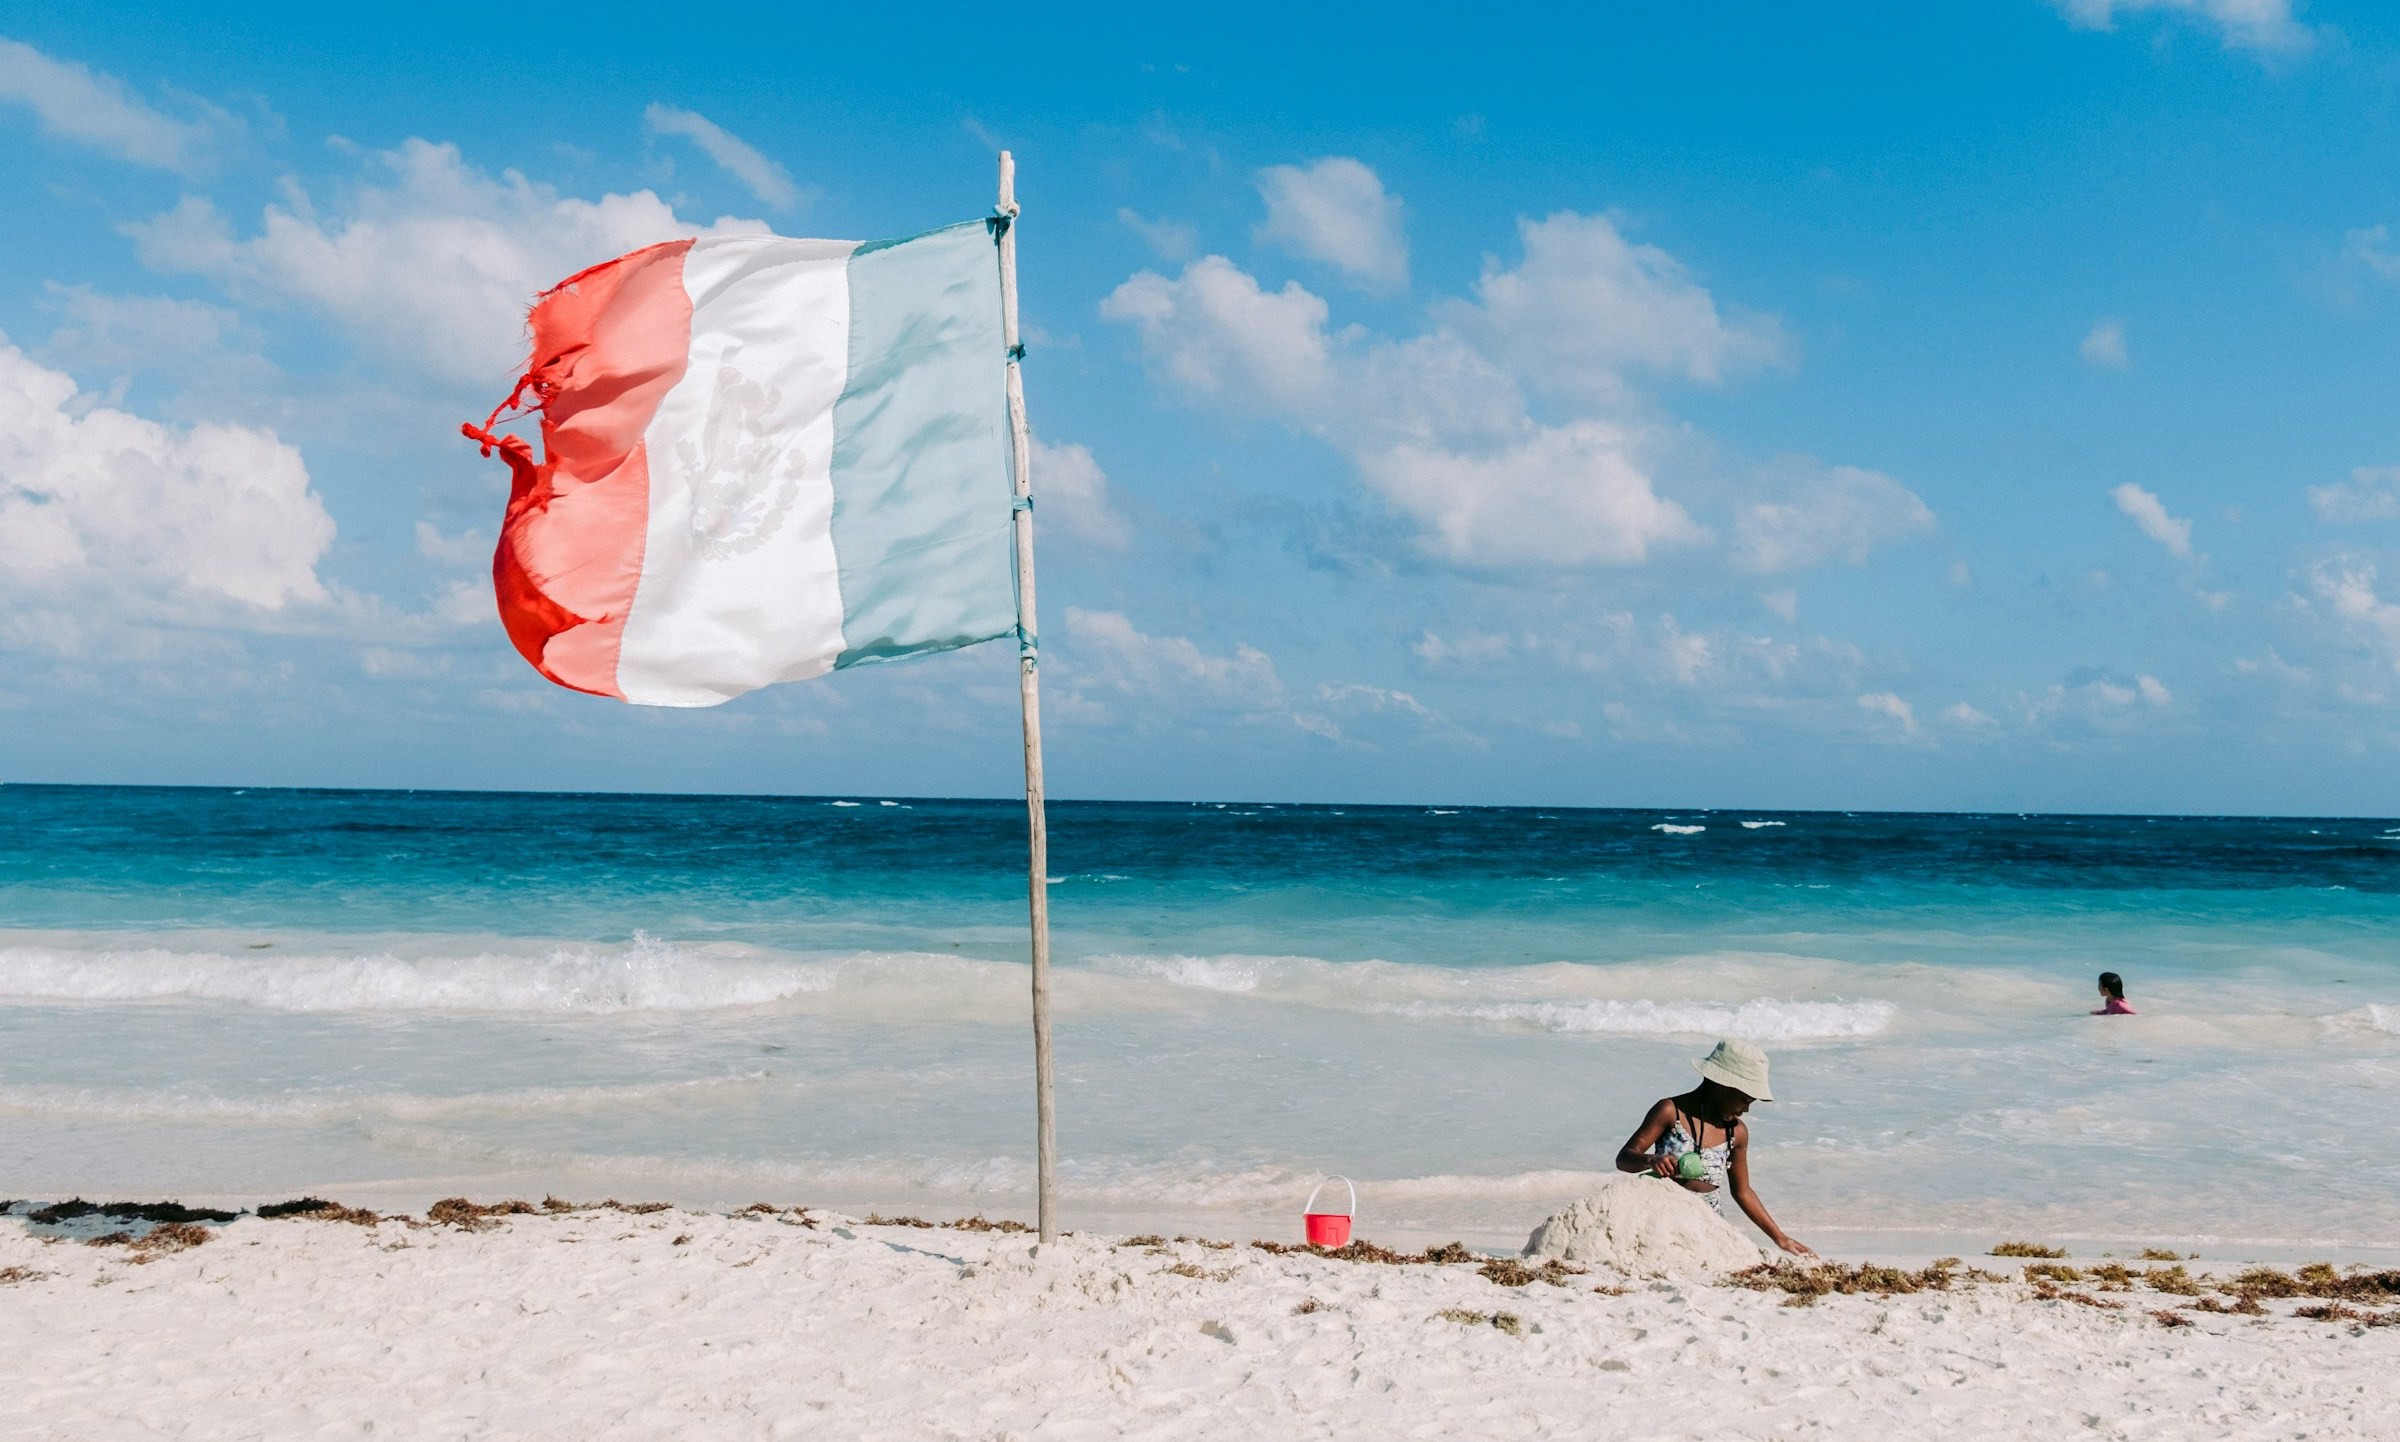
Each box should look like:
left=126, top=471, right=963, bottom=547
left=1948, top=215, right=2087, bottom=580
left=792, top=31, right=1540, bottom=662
left=2099, top=997, right=2136, bottom=1015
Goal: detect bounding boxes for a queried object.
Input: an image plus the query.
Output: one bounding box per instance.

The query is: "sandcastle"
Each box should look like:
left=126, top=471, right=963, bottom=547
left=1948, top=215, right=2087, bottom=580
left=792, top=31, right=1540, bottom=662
left=1523, top=1173, right=1769, bottom=1275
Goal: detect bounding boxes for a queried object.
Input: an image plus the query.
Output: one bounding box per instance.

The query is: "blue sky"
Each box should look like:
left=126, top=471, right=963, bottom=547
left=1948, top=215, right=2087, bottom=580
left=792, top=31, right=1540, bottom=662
left=6, top=0, right=2400, bottom=812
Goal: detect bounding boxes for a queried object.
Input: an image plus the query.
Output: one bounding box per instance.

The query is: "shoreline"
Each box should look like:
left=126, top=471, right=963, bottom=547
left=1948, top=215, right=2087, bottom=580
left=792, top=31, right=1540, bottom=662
left=15, top=1184, right=2400, bottom=1273
left=5, top=1200, right=2396, bottom=1439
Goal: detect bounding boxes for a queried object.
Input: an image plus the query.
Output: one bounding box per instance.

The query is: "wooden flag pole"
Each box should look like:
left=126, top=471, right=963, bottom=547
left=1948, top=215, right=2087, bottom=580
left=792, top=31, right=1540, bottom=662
left=995, top=150, right=1057, bottom=1245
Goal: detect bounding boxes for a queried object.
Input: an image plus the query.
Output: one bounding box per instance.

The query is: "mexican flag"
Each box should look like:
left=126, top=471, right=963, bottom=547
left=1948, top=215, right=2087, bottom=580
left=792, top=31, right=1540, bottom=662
left=463, top=221, right=1018, bottom=707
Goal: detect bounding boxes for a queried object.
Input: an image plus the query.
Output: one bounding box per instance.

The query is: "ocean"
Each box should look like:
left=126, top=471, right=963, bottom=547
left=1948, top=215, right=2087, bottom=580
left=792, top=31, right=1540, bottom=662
left=3, top=784, right=2396, bottom=1252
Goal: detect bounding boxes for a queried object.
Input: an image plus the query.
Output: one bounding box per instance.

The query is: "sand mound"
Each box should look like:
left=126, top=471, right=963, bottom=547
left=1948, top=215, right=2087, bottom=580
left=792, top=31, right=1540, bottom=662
left=1522, top=1174, right=1768, bottom=1275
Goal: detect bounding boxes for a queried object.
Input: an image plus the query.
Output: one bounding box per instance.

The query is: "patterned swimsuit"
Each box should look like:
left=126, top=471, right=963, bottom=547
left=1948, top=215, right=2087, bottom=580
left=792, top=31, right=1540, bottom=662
left=1649, top=1103, right=1736, bottom=1215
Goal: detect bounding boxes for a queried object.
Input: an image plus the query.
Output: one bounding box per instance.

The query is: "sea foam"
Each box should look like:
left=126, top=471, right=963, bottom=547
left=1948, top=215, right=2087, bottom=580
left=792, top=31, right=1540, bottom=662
left=0, top=1073, right=770, bottom=1125
left=0, top=936, right=834, bottom=1014
left=1377, top=997, right=1894, bottom=1041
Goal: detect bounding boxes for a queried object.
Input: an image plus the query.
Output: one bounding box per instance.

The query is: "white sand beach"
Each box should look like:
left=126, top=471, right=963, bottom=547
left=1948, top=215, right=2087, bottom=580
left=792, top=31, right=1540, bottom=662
left=4, top=1201, right=2395, bottom=1440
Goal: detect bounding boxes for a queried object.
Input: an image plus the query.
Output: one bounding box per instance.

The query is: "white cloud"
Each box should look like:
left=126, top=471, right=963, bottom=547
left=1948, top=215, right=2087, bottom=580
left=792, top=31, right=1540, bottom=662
left=1030, top=438, right=1131, bottom=549
left=643, top=103, right=799, bottom=210
left=1102, top=210, right=1908, bottom=579
left=415, top=521, right=488, bottom=566
left=2111, top=482, right=2194, bottom=558
left=1254, top=157, right=1408, bottom=291
left=1318, top=681, right=1432, bottom=718
left=2344, top=225, right=2400, bottom=281
left=0, top=37, right=235, bottom=173
left=2309, top=467, right=2400, bottom=523
left=1318, top=681, right=1485, bottom=748
left=39, top=285, right=246, bottom=373
left=1857, top=691, right=1920, bottom=738
left=2232, top=648, right=2309, bottom=683
left=1362, top=420, right=1703, bottom=566
left=1061, top=607, right=1282, bottom=708
left=128, top=138, right=764, bottom=384
left=1733, top=462, right=1935, bottom=573
left=2308, top=559, right=2400, bottom=670
left=1101, top=256, right=1333, bottom=408
left=2080, top=317, right=2129, bottom=369
left=2053, top=0, right=2315, bottom=55
left=1531, top=610, right=1864, bottom=699
left=1413, top=610, right=1892, bottom=738
left=1761, top=589, right=1798, bottom=623
left=1117, top=209, right=1197, bottom=261
left=1444, top=211, right=1785, bottom=404
left=2020, top=666, right=2175, bottom=730
left=0, top=338, right=332, bottom=612
left=431, top=577, right=491, bottom=628
left=1101, top=255, right=1699, bottom=567
left=1413, top=629, right=1516, bottom=665
left=1943, top=702, right=1998, bottom=728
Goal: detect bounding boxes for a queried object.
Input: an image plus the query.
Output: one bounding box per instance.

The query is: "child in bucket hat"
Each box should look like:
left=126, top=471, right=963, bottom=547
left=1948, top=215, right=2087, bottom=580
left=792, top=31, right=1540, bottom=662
left=1615, top=1038, right=1813, bottom=1256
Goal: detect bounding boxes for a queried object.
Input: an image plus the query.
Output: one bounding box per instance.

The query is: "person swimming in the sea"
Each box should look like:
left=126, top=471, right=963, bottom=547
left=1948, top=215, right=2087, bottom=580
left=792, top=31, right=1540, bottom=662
left=1614, top=1038, right=1814, bottom=1256
left=2093, top=971, right=2136, bottom=1015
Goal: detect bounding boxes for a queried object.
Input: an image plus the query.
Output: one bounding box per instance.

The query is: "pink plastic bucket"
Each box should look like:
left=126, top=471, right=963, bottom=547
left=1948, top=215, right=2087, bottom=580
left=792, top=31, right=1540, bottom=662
left=1303, top=1176, right=1355, bottom=1247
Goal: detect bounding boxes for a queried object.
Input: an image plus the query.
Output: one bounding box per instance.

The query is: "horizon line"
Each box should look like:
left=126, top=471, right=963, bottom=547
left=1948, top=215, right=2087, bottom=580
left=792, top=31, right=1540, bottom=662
left=4, top=779, right=2394, bottom=826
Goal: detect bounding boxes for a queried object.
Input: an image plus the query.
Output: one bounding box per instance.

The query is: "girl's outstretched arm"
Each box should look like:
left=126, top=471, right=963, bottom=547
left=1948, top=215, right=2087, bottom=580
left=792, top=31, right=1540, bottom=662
left=1727, top=1121, right=1814, bottom=1256
left=1615, top=1098, right=1681, bottom=1178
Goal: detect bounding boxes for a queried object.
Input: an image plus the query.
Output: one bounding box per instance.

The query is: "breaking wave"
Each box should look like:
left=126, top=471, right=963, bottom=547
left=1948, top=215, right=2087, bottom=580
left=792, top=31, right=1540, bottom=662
left=1374, top=997, right=1895, bottom=1041
left=0, top=1074, right=773, bottom=1125
left=0, top=935, right=839, bottom=1014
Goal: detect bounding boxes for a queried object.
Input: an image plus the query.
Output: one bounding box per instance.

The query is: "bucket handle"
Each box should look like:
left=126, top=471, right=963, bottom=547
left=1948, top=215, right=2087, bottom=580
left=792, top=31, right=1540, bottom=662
left=1302, top=1175, right=1356, bottom=1220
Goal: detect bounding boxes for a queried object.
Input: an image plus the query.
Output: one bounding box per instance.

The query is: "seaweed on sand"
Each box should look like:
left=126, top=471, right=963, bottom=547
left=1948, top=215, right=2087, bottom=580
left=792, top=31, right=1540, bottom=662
left=1434, top=1308, right=1524, bottom=1336
left=950, top=1216, right=1032, bottom=1233
left=1731, top=1259, right=1964, bottom=1308
left=1988, top=1241, right=2067, bottom=1259
left=863, top=1213, right=936, bottom=1229
left=28, top=1199, right=237, bottom=1225
left=2030, top=1284, right=2122, bottom=1310
left=258, top=1198, right=382, bottom=1225
left=2292, top=1302, right=2378, bottom=1323
left=81, top=1222, right=213, bottom=1260
left=1478, top=1258, right=1585, bottom=1288
left=425, top=1198, right=541, bottom=1231
left=2217, top=1264, right=2400, bottom=1305
left=2085, top=1262, right=2138, bottom=1290
left=1250, top=1239, right=1465, bottom=1266
left=127, top=1222, right=212, bottom=1262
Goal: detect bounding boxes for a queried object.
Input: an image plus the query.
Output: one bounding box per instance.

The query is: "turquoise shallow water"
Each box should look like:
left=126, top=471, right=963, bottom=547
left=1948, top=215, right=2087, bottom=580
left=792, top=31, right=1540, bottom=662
left=2, top=784, right=2396, bottom=1248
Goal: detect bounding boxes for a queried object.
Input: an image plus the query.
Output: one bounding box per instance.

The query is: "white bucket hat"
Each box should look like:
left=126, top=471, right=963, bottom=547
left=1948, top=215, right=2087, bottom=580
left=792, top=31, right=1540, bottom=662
left=1694, top=1038, right=1773, bottom=1101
